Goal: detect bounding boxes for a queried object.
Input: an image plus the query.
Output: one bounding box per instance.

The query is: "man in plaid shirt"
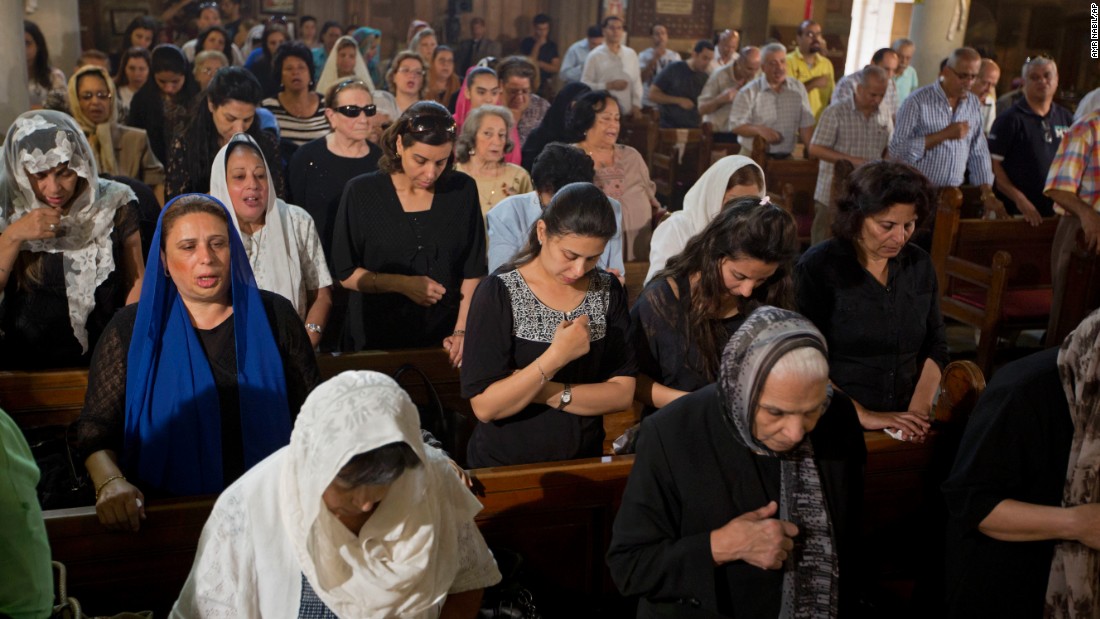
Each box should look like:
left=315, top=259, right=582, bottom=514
left=808, top=65, right=893, bottom=244
left=1044, top=109, right=1100, bottom=337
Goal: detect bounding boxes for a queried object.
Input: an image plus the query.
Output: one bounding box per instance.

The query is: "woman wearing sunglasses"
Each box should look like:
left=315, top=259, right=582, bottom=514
left=332, top=101, right=486, bottom=365
left=288, top=79, right=381, bottom=351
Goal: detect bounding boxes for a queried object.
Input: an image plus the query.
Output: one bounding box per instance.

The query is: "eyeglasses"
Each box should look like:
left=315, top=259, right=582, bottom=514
left=335, top=104, right=377, bottom=118
left=397, top=67, right=425, bottom=77
left=79, top=91, right=112, bottom=101
left=406, top=113, right=456, bottom=135
left=946, top=66, right=978, bottom=82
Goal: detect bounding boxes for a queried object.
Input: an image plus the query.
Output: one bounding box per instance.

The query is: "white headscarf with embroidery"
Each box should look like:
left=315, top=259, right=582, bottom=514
left=0, top=110, right=134, bottom=352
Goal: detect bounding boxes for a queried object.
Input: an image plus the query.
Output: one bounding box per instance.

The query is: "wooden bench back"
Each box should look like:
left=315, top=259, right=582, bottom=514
left=751, top=136, right=818, bottom=246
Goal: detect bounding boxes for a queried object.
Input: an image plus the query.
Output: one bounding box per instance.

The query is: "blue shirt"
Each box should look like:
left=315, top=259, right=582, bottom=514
left=889, top=82, right=993, bottom=187
left=486, top=192, right=624, bottom=274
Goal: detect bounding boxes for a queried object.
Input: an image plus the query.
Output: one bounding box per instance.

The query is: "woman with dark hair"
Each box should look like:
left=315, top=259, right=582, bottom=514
left=109, top=16, right=158, bottom=73
left=0, top=111, right=144, bottom=369
left=427, top=46, right=461, bottom=107
left=262, top=41, right=329, bottom=147
left=374, top=51, right=430, bottom=126
left=570, top=90, right=661, bottom=261
left=74, top=194, right=320, bottom=530
left=127, top=45, right=199, bottom=165
left=461, top=182, right=636, bottom=467
left=247, top=22, right=289, bottom=97
left=520, top=81, right=591, bottom=171
left=165, top=66, right=282, bottom=200
left=114, top=46, right=152, bottom=119
left=796, top=160, right=947, bottom=442
left=24, top=21, right=67, bottom=110
left=453, top=105, right=533, bottom=216
left=195, top=25, right=235, bottom=64
left=645, top=155, right=766, bottom=283
left=632, top=198, right=798, bottom=416
left=332, top=101, right=486, bottom=359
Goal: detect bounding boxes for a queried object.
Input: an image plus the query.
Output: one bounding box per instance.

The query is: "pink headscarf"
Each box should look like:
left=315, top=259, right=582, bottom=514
left=455, top=67, right=521, bottom=165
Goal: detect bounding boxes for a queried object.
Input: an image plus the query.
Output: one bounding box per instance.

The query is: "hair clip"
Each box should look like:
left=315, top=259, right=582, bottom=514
left=759, top=195, right=772, bottom=206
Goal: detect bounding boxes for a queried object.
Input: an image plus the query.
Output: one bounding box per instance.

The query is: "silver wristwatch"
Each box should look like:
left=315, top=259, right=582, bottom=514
left=557, top=383, right=572, bottom=410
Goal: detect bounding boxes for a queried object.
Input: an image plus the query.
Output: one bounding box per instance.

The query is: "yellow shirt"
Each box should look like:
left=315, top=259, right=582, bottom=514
left=787, top=48, right=835, bottom=122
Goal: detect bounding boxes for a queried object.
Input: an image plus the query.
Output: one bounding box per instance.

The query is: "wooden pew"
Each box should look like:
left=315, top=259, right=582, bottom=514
left=751, top=136, right=818, bottom=247
left=650, top=124, right=715, bottom=211
left=618, top=108, right=658, bottom=165
left=930, top=188, right=1059, bottom=376
left=1046, top=229, right=1100, bottom=345
left=44, top=455, right=636, bottom=617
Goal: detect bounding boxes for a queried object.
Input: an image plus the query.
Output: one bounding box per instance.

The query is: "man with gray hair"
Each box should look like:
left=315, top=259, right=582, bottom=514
left=832, top=47, right=899, bottom=120
left=890, top=47, right=1005, bottom=246
left=728, top=43, right=815, bottom=158
left=893, top=38, right=918, bottom=101
left=808, top=65, right=894, bottom=243
left=699, top=46, right=762, bottom=142
left=989, top=56, right=1073, bottom=225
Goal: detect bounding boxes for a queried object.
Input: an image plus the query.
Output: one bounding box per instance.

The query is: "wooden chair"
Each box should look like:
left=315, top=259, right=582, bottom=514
left=751, top=136, right=818, bottom=247
left=1046, top=229, right=1100, bottom=346
left=649, top=123, right=715, bottom=212
left=930, top=188, right=1059, bottom=377
left=617, top=107, right=658, bottom=164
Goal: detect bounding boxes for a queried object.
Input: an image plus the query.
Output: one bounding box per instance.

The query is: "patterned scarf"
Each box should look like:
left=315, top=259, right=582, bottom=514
left=717, top=306, right=840, bottom=619
left=1045, top=308, right=1100, bottom=618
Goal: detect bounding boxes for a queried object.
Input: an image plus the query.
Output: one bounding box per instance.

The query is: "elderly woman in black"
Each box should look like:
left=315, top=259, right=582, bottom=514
left=608, top=307, right=866, bottom=618
left=332, top=101, right=486, bottom=364
left=795, top=161, right=948, bottom=442
left=166, top=66, right=282, bottom=200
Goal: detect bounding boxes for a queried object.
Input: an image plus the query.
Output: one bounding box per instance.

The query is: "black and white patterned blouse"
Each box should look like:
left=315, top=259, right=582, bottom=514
left=461, top=267, right=636, bottom=467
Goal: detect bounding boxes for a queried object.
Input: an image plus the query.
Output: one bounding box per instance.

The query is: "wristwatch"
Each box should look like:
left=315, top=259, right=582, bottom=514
left=557, top=383, right=572, bottom=410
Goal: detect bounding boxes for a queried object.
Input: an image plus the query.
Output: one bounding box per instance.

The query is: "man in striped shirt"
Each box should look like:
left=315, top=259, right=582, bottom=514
left=1044, top=109, right=1100, bottom=336
left=889, top=47, right=1005, bottom=247
left=728, top=43, right=815, bottom=158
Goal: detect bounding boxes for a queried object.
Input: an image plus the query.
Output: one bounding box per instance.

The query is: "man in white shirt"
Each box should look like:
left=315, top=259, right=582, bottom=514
left=560, top=25, right=603, bottom=84
left=707, top=29, right=740, bottom=73
left=639, top=24, right=681, bottom=109
left=728, top=43, right=815, bottom=158
left=581, top=16, right=644, bottom=118
left=972, top=58, right=1001, bottom=136
left=699, top=46, right=761, bottom=141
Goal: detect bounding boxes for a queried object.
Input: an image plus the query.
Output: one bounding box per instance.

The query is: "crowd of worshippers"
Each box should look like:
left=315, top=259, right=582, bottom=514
left=3, top=4, right=1100, bottom=618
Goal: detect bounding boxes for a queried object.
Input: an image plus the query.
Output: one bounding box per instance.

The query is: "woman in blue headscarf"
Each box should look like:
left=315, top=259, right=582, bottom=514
left=75, top=193, right=321, bottom=532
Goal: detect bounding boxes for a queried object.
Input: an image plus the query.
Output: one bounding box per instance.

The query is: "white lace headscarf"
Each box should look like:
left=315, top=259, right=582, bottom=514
left=0, top=110, right=134, bottom=352
left=280, top=370, right=485, bottom=617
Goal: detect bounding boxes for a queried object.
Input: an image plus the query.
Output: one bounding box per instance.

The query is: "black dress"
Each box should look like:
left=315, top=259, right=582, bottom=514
left=165, top=130, right=285, bottom=201
left=331, top=171, right=488, bottom=351
left=606, top=385, right=866, bottom=618
left=460, top=268, right=636, bottom=467
left=630, top=274, right=746, bottom=417
left=74, top=290, right=321, bottom=490
left=795, top=238, right=949, bottom=412
left=941, top=347, right=1072, bottom=618
left=0, top=201, right=139, bottom=370
left=288, top=138, right=381, bottom=352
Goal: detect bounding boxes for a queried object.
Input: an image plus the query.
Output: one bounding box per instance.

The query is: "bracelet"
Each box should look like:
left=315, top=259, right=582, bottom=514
left=95, top=475, right=126, bottom=501
left=535, top=359, right=551, bottom=385
left=305, top=323, right=323, bottom=335
left=452, top=329, right=465, bottom=336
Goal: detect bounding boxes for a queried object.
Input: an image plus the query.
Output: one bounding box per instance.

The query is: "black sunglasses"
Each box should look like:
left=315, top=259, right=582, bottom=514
left=335, top=104, right=377, bottom=118
left=407, top=113, right=456, bottom=135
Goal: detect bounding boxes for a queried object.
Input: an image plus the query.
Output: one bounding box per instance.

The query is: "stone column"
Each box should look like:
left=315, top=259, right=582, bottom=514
left=909, top=0, right=971, bottom=85
left=1, top=4, right=30, bottom=135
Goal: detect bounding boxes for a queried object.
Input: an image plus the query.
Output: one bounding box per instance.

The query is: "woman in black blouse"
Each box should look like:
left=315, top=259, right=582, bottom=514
left=75, top=194, right=319, bottom=531
left=461, top=182, right=636, bottom=467
left=332, top=101, right=485, bottom=363
left=795, top=161, right=948, bottom=442
left=631, top=197, right=798, bottom=417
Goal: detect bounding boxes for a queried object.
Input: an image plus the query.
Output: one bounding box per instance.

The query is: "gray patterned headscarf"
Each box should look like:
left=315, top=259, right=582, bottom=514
left=1045, top=308, right=1100, bottom=618
left=717, top=306, right=839, bottom=619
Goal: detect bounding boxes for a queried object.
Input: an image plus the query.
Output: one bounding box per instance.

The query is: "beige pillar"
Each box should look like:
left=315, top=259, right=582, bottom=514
left=845, top=0, right=897, bottom=75
left=1, top=4, right=30, bottom=136
left=909, top=0, right=971, bottom=86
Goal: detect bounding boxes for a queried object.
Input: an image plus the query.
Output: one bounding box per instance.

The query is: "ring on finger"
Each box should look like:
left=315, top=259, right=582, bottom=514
left=48, top=223, right=57, bottom=231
